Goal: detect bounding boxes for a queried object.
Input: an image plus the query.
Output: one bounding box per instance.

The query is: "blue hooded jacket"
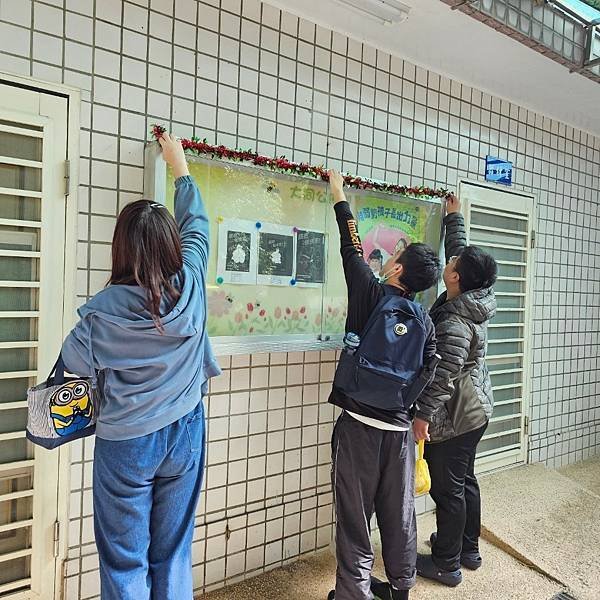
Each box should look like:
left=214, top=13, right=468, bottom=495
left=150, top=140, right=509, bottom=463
left=61, top=175, right=221, bottom=441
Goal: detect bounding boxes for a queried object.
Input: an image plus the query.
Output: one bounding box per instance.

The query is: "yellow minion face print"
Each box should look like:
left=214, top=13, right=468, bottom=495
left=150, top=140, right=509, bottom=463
left=49, top=380, right=93, bottom=437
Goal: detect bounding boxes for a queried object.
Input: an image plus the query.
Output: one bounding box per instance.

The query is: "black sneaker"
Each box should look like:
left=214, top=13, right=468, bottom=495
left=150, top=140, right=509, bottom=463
left=370, top=576, right=391, bottom=599
left=327, top=591, right=335, bottom=600
left=370, top=577, right=409, bottom=600
left=391, top=588, right=409, bottom=600
left=416, top=553, right=462, bottom=587
left=429, top=532, right=482, bottom=571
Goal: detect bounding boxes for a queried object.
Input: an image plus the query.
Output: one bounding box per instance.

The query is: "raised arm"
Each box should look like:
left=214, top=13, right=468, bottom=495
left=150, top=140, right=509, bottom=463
left=159, top=133, right=209, bottom=275
left=328, top=170, right=379, bottom=298
left=443, top=194, right=467, bottom=262
left=174, top=176, right=209, bottom=274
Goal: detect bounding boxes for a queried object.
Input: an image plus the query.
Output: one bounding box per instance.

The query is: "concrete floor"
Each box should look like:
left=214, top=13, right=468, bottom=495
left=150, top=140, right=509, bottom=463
left=201, top=512, right=562, bottom=600
left=199, top=457, right=600, bottom=600
left=479, top=458, right=600, bottom=600
left=559, top=457, right=600, bottom=497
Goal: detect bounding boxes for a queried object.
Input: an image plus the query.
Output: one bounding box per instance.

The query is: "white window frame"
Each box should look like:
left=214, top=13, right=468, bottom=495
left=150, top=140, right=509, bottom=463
left=458, top=178, right=536, bottom=474
left=0, top=71, right=81, bottom=600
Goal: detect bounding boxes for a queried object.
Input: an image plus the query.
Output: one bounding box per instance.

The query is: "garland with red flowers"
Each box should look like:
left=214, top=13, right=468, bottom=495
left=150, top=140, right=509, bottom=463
left=151, top=124, right=451, bottom=199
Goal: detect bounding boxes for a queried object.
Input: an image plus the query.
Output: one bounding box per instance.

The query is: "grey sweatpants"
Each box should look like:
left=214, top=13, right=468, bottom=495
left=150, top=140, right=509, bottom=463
left=332, top=411, right=417, bottom=599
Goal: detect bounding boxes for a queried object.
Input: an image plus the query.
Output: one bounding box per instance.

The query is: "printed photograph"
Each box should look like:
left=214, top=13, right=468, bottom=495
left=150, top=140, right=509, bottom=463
left=295, top=230, right=325, bottom=284
left=225, top=230, right=251, bottom=273
left=258, top=232, right=294, bottom=277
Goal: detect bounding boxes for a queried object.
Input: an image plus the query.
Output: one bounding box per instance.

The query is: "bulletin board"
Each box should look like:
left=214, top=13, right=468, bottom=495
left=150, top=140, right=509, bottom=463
left=145, top=150, right=443, bottom=355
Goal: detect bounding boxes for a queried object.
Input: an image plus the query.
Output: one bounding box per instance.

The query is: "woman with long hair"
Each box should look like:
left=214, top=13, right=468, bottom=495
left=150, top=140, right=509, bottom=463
left=61, top=133, right=220, bottom=599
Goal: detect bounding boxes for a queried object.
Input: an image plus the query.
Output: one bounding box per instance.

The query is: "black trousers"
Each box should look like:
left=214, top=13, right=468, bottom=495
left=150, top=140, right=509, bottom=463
left=332, top=411, right=417, bottom=599
left=424, top=423, right=487, bottom=572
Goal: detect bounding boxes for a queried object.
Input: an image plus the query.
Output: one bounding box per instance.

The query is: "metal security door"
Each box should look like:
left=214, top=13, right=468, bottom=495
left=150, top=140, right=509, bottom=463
left=460, top=180, right=535, bottom=473
left=0, top=82, right=68, bottom=600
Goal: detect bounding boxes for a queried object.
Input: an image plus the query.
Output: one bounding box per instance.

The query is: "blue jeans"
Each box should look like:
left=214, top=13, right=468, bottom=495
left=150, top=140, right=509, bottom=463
left=93, top=400, right=205, bottom=600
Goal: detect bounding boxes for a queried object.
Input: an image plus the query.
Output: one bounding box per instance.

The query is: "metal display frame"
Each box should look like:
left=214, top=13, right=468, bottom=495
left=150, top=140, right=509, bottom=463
left=144, top=143, right=444, bottom=356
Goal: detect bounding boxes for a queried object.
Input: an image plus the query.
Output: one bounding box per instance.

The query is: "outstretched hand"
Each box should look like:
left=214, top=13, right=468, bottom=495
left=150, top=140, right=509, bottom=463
left=158, top=132, right=189, bottom=179
left=327, top=169, right=346, bottom=205
left=445, top=194, right=461, bottom=214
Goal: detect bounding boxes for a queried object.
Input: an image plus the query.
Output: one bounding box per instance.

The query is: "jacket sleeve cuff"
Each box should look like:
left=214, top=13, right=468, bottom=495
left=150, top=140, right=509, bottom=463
left=414, top=410, right=432, bottom=423
left=175, top=175, right=194, bottom=186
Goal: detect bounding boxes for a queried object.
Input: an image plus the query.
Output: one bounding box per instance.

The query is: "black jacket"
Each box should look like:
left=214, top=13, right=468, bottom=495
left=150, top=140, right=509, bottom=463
left=328, top=201, right=437, bottom=427
left=415, top=213, right=497, bottom=442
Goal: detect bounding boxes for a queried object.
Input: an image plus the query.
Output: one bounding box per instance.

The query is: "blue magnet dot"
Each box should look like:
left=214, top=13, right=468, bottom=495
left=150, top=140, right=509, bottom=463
left=255, top=222, right=262, bottom=229
left=290, top=279, right=297, bottom=286
left=216, top=276, right=224, bottom=284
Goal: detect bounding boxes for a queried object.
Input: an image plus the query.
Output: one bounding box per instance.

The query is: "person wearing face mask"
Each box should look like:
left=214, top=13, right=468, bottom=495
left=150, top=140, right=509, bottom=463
left=326, top=170, right=442, bottom=600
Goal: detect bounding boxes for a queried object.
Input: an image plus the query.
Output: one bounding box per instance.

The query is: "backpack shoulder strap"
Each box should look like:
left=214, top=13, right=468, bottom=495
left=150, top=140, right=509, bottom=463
left=359, top=288, right=390, bottom=336
left=386, top=293, right=426, bottom=319
left=360, top=289, right=423, bottom=340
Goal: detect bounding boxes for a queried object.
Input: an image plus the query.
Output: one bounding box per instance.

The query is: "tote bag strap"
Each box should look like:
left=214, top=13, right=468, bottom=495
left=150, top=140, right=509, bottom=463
left=46, top=354, right=67, bottom=388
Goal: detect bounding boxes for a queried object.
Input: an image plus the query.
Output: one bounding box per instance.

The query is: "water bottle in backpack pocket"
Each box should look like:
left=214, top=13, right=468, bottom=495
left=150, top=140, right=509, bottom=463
left=333, top=291, right=438, bottom=412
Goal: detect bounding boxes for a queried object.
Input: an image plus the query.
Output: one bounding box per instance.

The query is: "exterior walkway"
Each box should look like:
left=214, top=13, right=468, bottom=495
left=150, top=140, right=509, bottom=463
left=199, top=457, right=600, bottom=600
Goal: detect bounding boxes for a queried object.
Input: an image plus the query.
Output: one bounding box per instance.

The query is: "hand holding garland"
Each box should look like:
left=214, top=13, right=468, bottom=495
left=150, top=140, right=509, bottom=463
left=151, top=124, right=453, bottom=201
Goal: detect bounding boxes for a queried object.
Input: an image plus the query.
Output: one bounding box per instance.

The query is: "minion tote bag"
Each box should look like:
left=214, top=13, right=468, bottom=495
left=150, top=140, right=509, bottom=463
left=26, top=355, right=98, bottom=449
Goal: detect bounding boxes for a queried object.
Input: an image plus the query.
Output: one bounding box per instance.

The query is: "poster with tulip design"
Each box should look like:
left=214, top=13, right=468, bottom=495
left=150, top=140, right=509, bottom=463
left=166, top=158, right=442, bottom=340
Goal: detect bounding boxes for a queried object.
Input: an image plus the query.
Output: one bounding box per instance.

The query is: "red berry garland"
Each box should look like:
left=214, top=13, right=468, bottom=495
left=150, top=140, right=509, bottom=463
left=151, top=124, right=451, bottom=199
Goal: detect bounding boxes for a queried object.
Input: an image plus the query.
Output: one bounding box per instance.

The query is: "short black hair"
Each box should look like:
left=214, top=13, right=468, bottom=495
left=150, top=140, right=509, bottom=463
left=455, top=246, right=497, bottom=292
left=396, top=243, right=442, bottom=293
left=368, top=249, right=383, bottom=261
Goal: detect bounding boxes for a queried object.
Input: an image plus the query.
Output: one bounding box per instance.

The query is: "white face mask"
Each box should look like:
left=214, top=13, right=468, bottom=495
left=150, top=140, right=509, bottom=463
left=379, top=268, right=398, bottom=284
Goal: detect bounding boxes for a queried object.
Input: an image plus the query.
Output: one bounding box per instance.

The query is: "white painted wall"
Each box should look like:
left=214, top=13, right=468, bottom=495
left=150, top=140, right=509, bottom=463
left=266, top=0, right=600, bottom=135
left=0, top=0, right=598, bottom=597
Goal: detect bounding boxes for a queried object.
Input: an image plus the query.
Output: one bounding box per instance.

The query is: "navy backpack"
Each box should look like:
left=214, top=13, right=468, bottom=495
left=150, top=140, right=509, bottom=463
left=333, top=289, right=439, bottom=412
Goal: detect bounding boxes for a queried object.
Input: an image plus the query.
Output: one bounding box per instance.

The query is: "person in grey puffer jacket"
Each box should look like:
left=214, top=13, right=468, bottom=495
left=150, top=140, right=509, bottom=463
left=412, top=194, right=498, bottom=588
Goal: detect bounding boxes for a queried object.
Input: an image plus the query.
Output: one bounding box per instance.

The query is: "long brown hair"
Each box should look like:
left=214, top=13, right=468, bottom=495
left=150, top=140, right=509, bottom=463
left=110, top=200, right=183, bottom=332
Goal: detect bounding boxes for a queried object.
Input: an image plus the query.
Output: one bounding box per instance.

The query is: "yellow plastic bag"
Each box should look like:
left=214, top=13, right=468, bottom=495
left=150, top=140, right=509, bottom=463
left=415, top=439, right=431, bottom=496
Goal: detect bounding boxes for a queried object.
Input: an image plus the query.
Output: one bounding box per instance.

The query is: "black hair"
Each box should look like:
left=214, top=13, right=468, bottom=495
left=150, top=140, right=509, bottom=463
left=368, top=249, right=383, bottom=261
left=396, top=243, right=442, bottom=293
left=111, top=200, right=182, bottom=332
left=455, top=246, right=498, bottom=292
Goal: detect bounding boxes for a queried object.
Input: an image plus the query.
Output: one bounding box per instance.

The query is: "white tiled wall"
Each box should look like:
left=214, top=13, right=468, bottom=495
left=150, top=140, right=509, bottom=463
left=1, top=0, right=599, bottom=596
